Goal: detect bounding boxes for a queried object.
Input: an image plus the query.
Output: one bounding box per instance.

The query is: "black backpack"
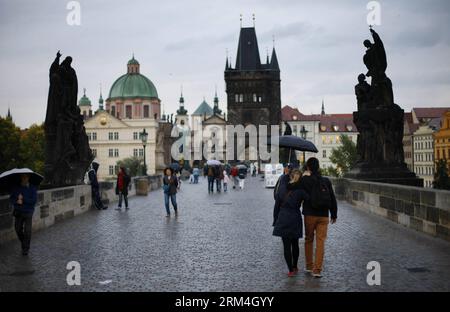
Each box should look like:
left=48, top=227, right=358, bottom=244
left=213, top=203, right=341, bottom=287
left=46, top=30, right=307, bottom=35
left=310, top=176, right=332, bottom=210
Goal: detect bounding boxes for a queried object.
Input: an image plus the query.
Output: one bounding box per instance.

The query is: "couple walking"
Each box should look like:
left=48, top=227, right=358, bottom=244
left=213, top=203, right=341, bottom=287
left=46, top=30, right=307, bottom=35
left=273, top=157, right=338, bottom=278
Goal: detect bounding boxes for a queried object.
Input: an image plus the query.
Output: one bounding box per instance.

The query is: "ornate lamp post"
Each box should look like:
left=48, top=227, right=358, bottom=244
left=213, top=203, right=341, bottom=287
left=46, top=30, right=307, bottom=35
left=139, top=128, right=148, bottom=176
left=300, top=125, right=308, bottom=165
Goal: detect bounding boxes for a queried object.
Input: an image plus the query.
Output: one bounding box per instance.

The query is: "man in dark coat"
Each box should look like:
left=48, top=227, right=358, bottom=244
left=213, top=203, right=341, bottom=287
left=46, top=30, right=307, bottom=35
left=300, top=157, right=338, bottom=278
left=10, top=174, right=37, bottom=255
left=88, top=162, right=107, bottom=210
left=115, top=167, right=131, bottom=210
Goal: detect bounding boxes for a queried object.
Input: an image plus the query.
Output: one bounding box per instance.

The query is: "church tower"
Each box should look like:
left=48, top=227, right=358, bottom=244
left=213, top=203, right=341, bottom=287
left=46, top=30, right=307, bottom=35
left=175, top=87, right=189, bottom=126
left=225, top=24, right=281, bottom=128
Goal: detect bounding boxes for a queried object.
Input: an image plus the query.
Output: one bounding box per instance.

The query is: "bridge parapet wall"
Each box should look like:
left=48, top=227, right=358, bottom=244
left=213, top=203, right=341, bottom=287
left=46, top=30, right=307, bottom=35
left=329, top=177, right=450, bottom=241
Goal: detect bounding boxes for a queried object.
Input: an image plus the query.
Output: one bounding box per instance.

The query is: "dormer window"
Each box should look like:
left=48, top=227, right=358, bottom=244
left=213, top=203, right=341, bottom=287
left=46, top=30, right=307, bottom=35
left=332, top=125, right=339, bottom=132
left=293, top=115, right=298, bottom=121
left=346, top=125, right=353, bottom=131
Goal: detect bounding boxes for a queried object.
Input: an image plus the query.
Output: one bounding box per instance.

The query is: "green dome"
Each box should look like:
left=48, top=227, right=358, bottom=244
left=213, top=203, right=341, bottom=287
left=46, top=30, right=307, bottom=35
left=127, top=57, right=140, bottom=65
left=78, top=89, right=91, bottom=106
left=108, top=73, right=158, bottom=100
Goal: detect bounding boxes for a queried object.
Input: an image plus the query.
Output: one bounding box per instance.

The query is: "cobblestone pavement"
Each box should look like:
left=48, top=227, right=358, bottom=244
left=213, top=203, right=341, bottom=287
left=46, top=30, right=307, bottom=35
left=0, top=176, right=449, bottom=292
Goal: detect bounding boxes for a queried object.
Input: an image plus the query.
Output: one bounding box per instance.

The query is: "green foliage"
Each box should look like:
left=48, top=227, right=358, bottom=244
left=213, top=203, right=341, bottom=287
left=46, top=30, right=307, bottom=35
left=0, top=117, right=21, bottom=172
left=433, top=159, right=450, bottom=190
left=19, top=123, right=45, bottom=174
left=329, top=135, right=358, bottom=177
left=321, top=166, right=340, bottom=177
left=116, top=156, right=144, bottom=177
left=0, top=118, right=45, bottom=174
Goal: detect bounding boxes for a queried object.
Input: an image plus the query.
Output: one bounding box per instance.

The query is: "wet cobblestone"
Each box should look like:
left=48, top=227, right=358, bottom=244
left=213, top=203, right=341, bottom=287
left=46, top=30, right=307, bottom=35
left=0, top=176, right=449, bottom=291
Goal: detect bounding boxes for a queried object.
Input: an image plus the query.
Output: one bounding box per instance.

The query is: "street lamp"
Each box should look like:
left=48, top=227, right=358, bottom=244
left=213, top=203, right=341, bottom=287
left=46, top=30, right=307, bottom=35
left=300, top=125, right=308, bottom=165
left=139, top=128, right=148, bottom=176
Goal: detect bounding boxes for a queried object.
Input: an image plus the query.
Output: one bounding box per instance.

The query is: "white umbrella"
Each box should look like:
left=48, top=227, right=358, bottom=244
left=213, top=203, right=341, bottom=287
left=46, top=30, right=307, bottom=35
left=0, top=168, right=44, bottom=191
left=206, top=159, right=222, bottom=166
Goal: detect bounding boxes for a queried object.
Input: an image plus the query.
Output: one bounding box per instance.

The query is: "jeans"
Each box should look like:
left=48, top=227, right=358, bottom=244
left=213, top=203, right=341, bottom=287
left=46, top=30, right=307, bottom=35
left=164, top=192, right=178, bottom=215
left=215, top=178, right=221, bottom=192
left=118, top=192, right=128, bottom=208
left=304, top=216, right=329, bottom=274
left=14, top=211, right=33, bottom=251
left=91, top=186, right=104, bottom=209
left=223, top=182, right=228, bottom=192
left=208, top=176, right=214, bottom=193
left=194, top=174, right=199, bottom=184
left=282, top=237, right=299, bottom=272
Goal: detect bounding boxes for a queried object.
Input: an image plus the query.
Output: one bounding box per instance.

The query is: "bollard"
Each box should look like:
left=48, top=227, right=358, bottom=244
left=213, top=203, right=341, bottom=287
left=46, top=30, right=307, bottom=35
left=135, top=177, right=149, bottom=196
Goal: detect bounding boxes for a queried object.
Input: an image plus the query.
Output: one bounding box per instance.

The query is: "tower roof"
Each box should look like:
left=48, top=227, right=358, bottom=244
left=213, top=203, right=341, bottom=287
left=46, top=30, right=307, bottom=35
left=192, top=100, right=213, bottom=116
left=78, top=88, right=92, bottom=106
left=270, top=47, right=280, bottom=71
left=235, top=27, right=261, bottom=70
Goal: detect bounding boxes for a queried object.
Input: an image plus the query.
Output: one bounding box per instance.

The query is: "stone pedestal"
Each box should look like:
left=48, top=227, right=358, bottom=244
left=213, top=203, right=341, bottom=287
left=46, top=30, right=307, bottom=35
left=346, top=106, right=423, bottom=187
left=135, top=177, right=149, bottom=196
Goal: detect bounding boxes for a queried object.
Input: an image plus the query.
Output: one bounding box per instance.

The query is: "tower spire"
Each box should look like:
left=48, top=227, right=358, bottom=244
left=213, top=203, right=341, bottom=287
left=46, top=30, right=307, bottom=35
left=98, top=83, right=104, bottom=110
left=321, top=99, right=325, bottom=115
left=252, top=13, right=255, bottom=27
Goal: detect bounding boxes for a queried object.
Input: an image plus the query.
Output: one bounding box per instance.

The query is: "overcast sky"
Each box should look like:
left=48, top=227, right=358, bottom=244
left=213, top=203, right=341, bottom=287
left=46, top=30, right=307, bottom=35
left=1, top=0, right=449, bottom=128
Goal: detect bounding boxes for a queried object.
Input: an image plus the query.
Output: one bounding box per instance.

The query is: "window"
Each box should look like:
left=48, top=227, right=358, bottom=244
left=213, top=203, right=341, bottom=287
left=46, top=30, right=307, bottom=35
left=336, top=136, right=341, bottom=144
left=133, top=149, right=138, bottom=157
left=114, top=149, right=119, bottom=157
left=253, top=94, right=257, bottom=102
left=258, top=96, right=262, bottom=103
left=293, top=126, right=297, bottom=135
left=92, top=149, right=97, bottom=157
left=109, top=132, right=113, bottom=140
left=111, top=106, right=116, bottom=117
left=114, top=132, right=119, bottom=140
left=133, top=132, right=139, bottom=140
left=235, top=94, right=239, bottom=103
left=139, top=149, right=144, bottom=157
left=126, top=105, right=132, bottom=119
left=143, top=105, right=149, bottom=118
left=109, top=165, right=114, bottom=175
left=108, top=149, right=113, bottom=157
left=323, top=150, right=327, bottom=158
left=239, top=94, right=244, bottom=103
left=87, top=132, right=92, bottom=141
left=92, top=132, right=97, bottom=141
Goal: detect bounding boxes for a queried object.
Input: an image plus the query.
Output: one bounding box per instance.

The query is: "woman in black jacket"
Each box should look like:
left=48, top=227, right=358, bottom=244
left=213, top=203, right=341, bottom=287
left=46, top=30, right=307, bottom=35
left=273, top=169, right=309, bottom=277
left=163, top=168, right=179, bottom=217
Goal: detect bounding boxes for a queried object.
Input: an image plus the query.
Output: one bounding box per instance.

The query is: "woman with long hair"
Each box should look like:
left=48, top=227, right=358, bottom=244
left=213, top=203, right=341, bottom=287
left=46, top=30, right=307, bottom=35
left=273, top=169, right=309, bottom=277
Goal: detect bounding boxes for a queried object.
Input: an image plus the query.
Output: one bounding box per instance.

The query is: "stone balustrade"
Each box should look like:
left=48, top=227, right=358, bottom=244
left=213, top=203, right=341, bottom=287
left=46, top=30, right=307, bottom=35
left=0, top=175, right=162, bottom=245
left=329, top=177, right=450, bottom=241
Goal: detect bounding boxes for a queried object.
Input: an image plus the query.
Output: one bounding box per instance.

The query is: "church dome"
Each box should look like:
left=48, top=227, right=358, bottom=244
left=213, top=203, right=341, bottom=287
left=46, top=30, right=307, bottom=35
left=78, top=89, right=91, bottom=106
left=108, top=56, right=158, bottom=100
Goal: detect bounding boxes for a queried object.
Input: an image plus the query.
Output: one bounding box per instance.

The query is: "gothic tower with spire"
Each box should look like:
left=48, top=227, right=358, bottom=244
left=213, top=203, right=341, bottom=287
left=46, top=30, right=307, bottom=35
left=225, top=23, right=281, bottom=129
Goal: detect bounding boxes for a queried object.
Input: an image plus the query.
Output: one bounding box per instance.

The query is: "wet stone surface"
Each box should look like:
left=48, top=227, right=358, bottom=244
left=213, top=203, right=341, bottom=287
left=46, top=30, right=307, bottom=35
left=0, top=176, right=449, bottom=291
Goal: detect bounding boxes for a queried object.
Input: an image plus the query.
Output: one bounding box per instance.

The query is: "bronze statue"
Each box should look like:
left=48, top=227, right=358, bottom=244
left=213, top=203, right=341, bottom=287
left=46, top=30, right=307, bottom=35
left=345, top=29, right=422, bottom=186
left=44, top=51, right=93, bottom=186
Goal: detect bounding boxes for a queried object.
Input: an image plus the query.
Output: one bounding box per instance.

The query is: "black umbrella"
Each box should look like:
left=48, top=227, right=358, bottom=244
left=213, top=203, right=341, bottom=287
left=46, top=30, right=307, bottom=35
left=278, top=135, right=318, bottom=164
left=279, top=135, right=318, bottom=153
left=0, top=168, right=44, bottom=192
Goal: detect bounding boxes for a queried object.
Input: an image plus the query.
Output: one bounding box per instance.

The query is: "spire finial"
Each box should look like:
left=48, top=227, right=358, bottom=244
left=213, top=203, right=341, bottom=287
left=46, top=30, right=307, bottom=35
left=180, top=84, right=183, bottom=97
left=215, top=84, right=217, bottom=97
left=99, top=83, right=102, bottom=96
left=321, top=98, right=325, bottom=115
left=83, top=88, right=86, bottom=96
left=252, top=13, right=255, bottom=27
left=240, top=14, right=242, bottom=28
left=272, top=35, right=275, bottom=48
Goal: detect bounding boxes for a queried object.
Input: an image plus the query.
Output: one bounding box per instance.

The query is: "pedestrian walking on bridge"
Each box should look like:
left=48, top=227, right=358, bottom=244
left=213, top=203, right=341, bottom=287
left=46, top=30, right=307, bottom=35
left=163, top=168, right=179, bottom=217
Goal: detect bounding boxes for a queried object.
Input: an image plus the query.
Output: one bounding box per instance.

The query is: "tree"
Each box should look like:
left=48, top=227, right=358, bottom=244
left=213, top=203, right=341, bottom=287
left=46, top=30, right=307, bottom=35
left=321, top=166, right=340, bottom=177
left=329, top=134, right=358, bottom=177
left=433, top=159, right=450, bottom=190
left=117, top=156, right=144, bottom=177
left=19, top=123, right=45, bottom=174
left=0, top=116, right=22, bottom=172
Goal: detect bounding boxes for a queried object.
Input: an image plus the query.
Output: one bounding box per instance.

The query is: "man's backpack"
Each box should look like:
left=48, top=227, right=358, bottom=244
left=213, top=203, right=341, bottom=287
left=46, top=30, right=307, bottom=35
left=310, top=176, right=332, bottom=210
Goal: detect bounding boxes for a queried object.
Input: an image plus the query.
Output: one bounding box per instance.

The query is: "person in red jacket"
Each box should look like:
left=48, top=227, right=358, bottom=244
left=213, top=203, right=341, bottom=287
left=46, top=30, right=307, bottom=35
left=115, top=167, right=131, bottom=210
left=230, top=166, right=239, bottom=189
